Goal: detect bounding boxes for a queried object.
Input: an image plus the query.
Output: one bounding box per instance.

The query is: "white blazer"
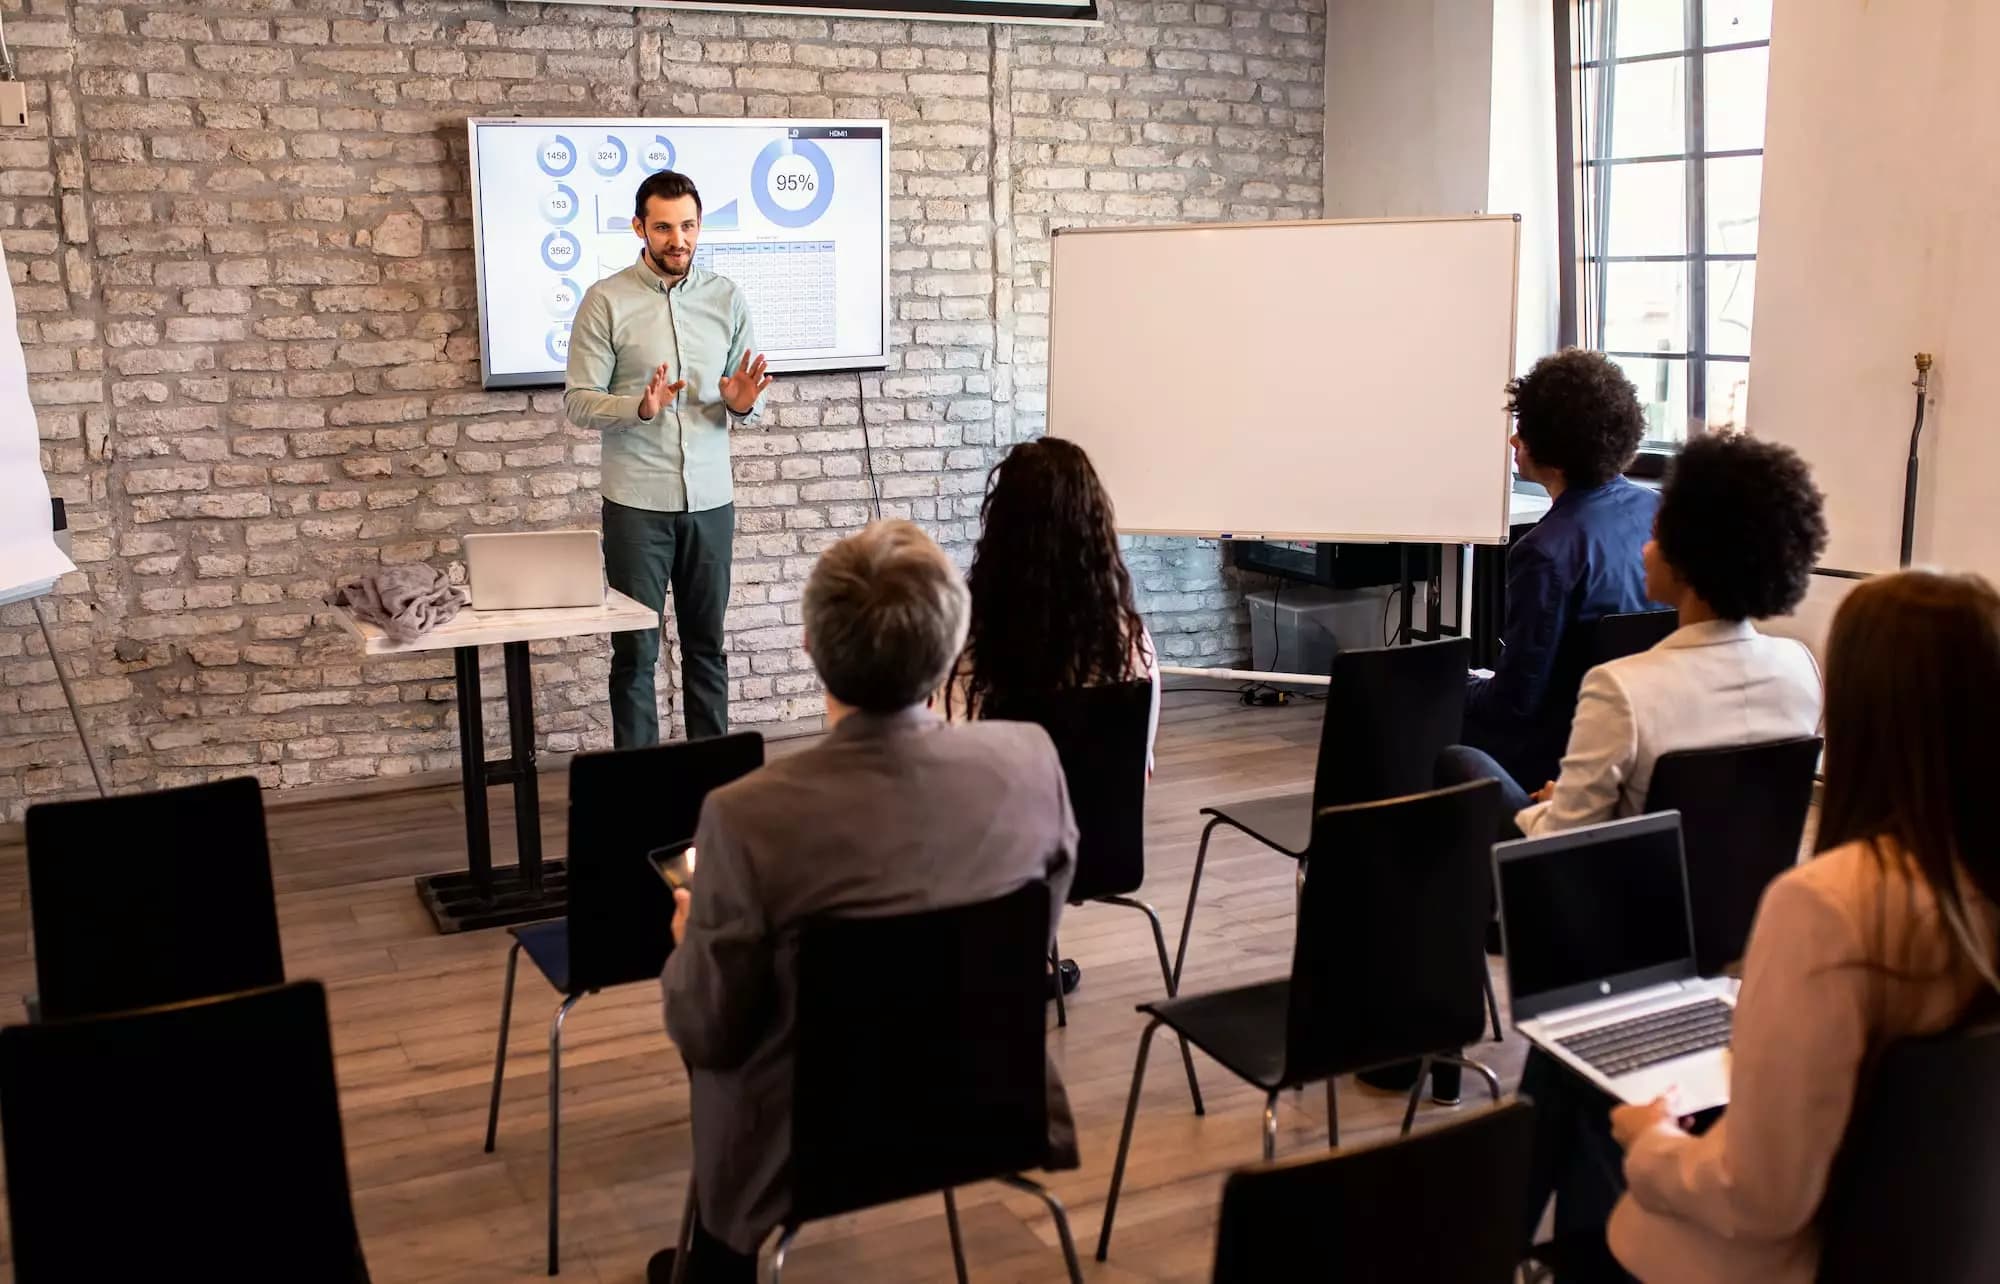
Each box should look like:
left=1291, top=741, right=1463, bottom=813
left=1516, top=619, right=1823, bottom=837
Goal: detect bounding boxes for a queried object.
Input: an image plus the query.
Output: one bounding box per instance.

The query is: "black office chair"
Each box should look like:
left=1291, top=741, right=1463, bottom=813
left=668, top=881, right=1083, bottom=1284
left=986, top=679, right=1202, bottom=1111
left=1643, top=735, right=1821, bottom=976
left=1177, top=636, right=1471, bottom=989
left=1210, top=1100, right=1535, bottom=1283
left=23, top=775, right=285, bottom=1022
left=484, top=731, right=765, bottom=1275
left=1588, top=608, right=1679, bottom=668
left=0, top=981, right=369, bottom=1283
left=1818, top=1011, right=2000, bottom=1283
left=1504, top=608, right=1680, bottom=789
left=1099, top=779, right=1504, bottom=1261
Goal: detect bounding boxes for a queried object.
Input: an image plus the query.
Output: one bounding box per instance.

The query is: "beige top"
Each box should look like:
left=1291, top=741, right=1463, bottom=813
left=1518, top=619, right=1823, bottom=836
left=1610, top=840, right=1997, bottom=1283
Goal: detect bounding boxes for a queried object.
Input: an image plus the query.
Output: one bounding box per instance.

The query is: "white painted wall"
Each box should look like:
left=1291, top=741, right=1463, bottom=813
left=1752, top=0, right=2000, bottom=582
left=1487, top=0, right=1559, bottom=370
left=1323, top=0, right=1557, bottom=370
left=1324, top=0, right=1495, bottom=219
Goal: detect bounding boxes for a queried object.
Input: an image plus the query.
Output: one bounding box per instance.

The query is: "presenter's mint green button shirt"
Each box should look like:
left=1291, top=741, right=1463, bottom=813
left=563, top=256, right=762, bottom=514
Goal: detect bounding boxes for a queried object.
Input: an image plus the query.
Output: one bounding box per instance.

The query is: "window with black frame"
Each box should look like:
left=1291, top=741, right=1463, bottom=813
left=1560, top=0, right=1772, bottom=451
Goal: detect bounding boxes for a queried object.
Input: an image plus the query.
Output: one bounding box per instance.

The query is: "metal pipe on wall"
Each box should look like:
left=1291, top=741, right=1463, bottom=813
left=1900, top=352, right=1933, bottom=568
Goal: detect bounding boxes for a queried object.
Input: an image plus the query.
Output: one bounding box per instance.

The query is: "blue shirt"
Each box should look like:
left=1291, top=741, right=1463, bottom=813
left=1465, top=476, right=1659, bottom=780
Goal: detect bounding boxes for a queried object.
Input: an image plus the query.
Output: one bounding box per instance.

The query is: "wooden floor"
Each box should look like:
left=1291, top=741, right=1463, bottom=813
left=0, top=688, right=1529, bottom=1283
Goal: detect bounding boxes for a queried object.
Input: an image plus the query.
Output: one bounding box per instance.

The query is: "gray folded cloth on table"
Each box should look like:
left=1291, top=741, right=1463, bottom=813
left=328, top=565, right=469, bottom=643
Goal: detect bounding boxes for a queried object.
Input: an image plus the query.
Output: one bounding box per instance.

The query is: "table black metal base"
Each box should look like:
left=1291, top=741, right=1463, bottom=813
left=414, top=640, right=567, bottom=934
left=416, top=858, right=570, bottom=934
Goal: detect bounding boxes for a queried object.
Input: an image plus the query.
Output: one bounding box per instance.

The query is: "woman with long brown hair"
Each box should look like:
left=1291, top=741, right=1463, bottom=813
left=943, top=436, right=1159, bottom=764
left=1546, top=570, right=2000, bottom=1282
left=943, top=437, right=1158, bottom=1000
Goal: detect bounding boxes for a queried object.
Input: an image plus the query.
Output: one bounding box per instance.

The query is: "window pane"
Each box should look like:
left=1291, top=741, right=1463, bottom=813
left=1608, top=0, right=1688, bottom=59
left=1603, top=261, right=1687, bottom=355
left=1705, top=0, right=1772, bottom=46
left=1610, top=354, right=1690, bottom=446
left=1705, top=155, right=1762, bottom=254
left=1590, top=58, right=1687, bottom=157
left=1603, top=160, right=1687, bottom=257
left=1707, top=361, right=1751, bottom=430
left=1707, top=260, right=1756, bottom=357
left=1703, top=46, right=1769, bottom=152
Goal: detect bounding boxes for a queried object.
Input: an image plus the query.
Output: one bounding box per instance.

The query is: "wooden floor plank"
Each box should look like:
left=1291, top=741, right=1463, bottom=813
left=0, top=688, right=1531, bottom=1282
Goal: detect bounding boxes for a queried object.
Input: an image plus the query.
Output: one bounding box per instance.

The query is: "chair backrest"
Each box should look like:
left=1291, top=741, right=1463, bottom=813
left=789, top=881, right=1051, bottom=1223
left=1286, top=779, right=1500, bottom=1081
left=1589, top=608, right=1680, bottom=668
left=1518, top=609, right=1680, bottom=786
left=565, top=732, right=765, bottom=994
left=1312, top=636, right=1472, bottom=812
left=1642, top=735, right=1822, bottom=976
left=1212, top=1100, right=1535, bottom=1283
left=984, top=680, right=1151, bottom=903
left=1817, top=1012, right=2000, bottom=1284
left=24, top=776, right=285, bottom=1022
left=0, top=982, right=366, bottom=1283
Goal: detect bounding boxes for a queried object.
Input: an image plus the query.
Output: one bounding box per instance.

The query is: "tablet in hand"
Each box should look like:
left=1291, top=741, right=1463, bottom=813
left=650, top=842, right=697, bottom=891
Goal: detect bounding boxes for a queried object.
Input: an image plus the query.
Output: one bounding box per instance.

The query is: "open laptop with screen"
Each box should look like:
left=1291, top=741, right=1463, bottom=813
left=1495, top=812, right=1735, bottom=1114
left=462, top=530, right=603, bottom=610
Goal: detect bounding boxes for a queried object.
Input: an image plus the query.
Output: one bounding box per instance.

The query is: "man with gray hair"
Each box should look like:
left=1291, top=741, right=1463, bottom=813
left=651, top=519, right=1079, bottom=1282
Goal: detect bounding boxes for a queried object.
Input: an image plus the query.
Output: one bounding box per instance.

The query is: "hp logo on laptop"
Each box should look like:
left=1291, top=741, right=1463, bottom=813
left=1599, top=981, right=1612, bottom=995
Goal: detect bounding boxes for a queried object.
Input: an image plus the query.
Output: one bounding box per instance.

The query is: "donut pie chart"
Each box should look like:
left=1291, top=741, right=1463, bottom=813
left=750, top=138, right=835, bottom=229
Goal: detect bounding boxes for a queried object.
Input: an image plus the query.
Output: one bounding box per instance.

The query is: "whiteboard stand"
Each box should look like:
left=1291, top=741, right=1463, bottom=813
left=27, top=592, right=107, bottom=800
left=5, top=508, right=104, bottom=799
left=1049, top=214, right=1519, bottom=690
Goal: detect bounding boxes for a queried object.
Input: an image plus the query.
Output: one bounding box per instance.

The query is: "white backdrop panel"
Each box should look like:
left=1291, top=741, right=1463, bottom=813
left=0, top=240, right=73, bottom=605
left=1048, top=215, right=1520, bottom=544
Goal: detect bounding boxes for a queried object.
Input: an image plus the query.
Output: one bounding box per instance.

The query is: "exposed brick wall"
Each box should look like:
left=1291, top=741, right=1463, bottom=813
left=0, top=0, right=1324, bottom=819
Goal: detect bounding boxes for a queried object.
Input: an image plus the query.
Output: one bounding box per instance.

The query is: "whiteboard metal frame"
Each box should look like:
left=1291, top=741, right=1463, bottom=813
left=1048, top=213, right=1522, bottom=546
left=466, top=115, right=894, bottom=389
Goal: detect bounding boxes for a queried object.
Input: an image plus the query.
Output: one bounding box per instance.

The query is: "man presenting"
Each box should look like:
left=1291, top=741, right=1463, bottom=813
left=565, top=170, right=773, bottom=747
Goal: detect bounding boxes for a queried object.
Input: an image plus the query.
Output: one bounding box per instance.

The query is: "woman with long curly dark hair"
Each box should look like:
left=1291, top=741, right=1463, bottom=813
left=943, top=436, right=1160, bottom=769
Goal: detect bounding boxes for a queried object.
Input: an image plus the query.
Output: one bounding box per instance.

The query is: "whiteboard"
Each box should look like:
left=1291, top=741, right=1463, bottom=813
left=1048, top=215, right=1520, bottom=544
left=0, top=241, right=73, bottom=605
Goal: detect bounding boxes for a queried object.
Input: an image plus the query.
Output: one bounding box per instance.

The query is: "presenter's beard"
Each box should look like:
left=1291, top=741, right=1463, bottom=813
left=647, top=245, right=691, bottom=280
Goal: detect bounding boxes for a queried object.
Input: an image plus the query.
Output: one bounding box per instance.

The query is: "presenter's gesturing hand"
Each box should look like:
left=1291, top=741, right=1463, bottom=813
left=720, top=351, right=774, bottom=416
left=637, top=361, right=688, bottom=421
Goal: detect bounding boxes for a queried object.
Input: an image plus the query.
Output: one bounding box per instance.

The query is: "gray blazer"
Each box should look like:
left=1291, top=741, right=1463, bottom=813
left=662, top=706, right=1080, bottom=1255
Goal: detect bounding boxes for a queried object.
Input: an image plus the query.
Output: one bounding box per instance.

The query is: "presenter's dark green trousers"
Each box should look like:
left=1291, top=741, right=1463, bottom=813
left=603, top=498, right=733, bottom=748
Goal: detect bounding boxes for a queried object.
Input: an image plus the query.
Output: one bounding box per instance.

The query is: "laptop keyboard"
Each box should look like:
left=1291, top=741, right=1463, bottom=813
left=1556, top=998, right=1733, bottom=1077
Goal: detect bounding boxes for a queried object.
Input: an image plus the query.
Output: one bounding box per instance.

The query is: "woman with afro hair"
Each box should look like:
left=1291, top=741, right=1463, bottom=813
left=1507, top=431, right=1828, bottom=837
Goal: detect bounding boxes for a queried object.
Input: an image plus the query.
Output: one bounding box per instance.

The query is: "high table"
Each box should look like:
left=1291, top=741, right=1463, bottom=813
left=330, top=589, right=657, bottom=933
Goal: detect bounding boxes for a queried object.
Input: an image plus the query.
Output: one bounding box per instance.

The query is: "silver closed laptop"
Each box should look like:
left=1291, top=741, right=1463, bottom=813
left=1495, top=812, right=1736, bottom=1115
left=463, top=530, right=605, bottom=610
